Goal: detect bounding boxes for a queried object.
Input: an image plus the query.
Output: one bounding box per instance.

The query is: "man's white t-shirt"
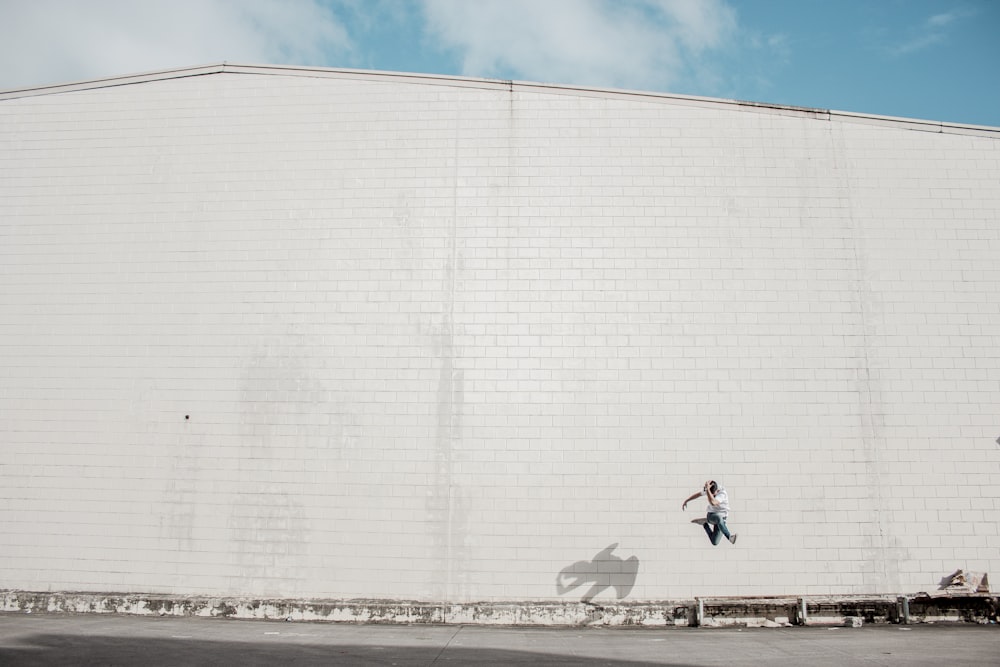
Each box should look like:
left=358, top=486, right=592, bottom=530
left=708, top=487, right=729, bottom=517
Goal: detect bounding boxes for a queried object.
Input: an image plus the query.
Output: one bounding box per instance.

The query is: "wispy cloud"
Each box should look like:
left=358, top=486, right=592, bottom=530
left=419, top=0, right=737, bottom=93
left=0, top=0, right=351, bottom=89
left=926, top=12, right=958, bottom=28
left=887, top=8, right=969, bottom=56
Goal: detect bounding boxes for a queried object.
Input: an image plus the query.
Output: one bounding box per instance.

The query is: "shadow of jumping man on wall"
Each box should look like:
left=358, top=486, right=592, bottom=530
left=556, top=543, right=639, bottom=602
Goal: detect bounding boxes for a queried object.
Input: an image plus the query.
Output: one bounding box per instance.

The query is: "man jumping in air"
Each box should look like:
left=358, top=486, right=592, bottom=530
left=682, top=480, right=737, bottom=545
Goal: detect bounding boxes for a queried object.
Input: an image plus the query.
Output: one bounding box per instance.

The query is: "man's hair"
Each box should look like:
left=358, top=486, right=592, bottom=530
left=708, top=481, right=718, bottom=494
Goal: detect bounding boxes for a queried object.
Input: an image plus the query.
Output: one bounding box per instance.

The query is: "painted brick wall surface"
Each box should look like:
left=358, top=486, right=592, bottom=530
left=1, top=69, right=998, bottom=602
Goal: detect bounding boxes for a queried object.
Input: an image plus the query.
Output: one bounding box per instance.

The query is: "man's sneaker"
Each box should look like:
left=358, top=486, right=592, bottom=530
left=691, top=518, right=707, bottom=525
left=729, top=533, right=738, bottom=544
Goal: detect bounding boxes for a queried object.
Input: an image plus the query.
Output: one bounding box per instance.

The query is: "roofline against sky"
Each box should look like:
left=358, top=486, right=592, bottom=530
left=1, top=62, right=997, bottom=138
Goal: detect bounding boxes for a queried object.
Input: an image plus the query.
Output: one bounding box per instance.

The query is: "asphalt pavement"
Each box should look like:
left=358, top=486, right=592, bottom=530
left=1, top=613, right=998, bottom=666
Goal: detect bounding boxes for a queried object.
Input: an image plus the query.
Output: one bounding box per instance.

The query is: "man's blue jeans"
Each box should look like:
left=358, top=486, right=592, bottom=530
left=704, top=512, right=732, bottom=545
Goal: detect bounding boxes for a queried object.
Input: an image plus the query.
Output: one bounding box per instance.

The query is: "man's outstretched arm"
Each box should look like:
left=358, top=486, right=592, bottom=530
left=681, top=490, right=702, bottom=510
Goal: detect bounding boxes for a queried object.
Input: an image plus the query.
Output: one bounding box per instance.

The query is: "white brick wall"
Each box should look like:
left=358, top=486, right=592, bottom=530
left=1, top=66, right=999, bottom=602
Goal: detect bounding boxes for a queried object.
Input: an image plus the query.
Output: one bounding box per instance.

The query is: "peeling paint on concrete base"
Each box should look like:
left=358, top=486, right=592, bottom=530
left=0, top=592, right=684, bottom=626
left=2, top=591, right=997, bottom=627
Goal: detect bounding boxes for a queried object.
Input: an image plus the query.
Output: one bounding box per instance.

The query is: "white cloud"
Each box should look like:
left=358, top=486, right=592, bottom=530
left=926, top=12, right=957, bottom=28
left=0, top=0, right=351, bottom=89
left=420, top=0, right=737, bottom=93
left=889, top=32, right=944, bottom=56
left=887, top=8, right=971, bottom=57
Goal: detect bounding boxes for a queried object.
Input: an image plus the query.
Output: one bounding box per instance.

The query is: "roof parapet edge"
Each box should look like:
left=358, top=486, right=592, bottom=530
left=1, top=62, right=997, bottom=137
left=0, top=63, right=228, bottom=100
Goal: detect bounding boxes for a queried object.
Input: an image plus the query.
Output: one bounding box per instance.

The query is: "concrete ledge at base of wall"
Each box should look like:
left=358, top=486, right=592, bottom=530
left=2, top=591, right=998, bottom=628
left=692, top=594, right=999, bottom=628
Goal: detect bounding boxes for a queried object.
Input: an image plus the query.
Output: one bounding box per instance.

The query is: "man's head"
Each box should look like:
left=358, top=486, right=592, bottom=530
left=707, top=481, right=718, bottom=494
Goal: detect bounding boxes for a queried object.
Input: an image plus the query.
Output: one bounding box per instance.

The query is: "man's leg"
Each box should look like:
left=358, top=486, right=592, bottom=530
left=715, top=515, right=733, bottom=541
left=705, top=515, right=723, bottom=545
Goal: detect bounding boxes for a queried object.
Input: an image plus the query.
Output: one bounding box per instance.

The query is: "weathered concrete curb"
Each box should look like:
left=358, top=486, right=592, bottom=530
left=3, top=591, right=997, bottom=627
left=692, top=594, right=999, bottom=627
left=1, top=591, right=685, bottom=626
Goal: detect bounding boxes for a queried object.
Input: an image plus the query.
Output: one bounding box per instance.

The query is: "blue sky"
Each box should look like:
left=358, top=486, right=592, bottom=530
left=2, top=0, right=998, bottom=126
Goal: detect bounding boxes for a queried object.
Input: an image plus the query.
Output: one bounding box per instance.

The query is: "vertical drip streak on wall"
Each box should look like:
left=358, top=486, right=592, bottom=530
left=832, top=121, right=890, bottom=592
left=432, top=104, right=463, bottom=601
left=447, top=112, right=460, bottom=601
